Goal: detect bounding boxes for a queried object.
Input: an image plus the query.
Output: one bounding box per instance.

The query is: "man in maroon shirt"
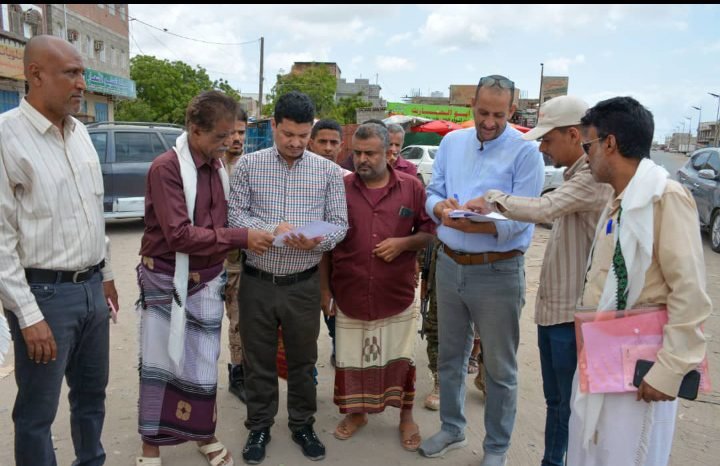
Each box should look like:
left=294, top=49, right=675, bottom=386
left=321, top=122, right=435, bottom=452
left=387, top=123, right=418, bottom=177
left=135, top=91, right=273, bottom=466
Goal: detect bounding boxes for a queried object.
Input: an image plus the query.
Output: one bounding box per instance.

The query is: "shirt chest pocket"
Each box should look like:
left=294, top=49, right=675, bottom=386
left=85, top=161, right=104, bottom=196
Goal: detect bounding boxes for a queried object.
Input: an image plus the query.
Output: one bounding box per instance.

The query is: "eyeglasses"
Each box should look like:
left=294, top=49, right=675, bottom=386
left=478, top=76, right=514, bottom=90
left=582, top=136, right=606, bottom=154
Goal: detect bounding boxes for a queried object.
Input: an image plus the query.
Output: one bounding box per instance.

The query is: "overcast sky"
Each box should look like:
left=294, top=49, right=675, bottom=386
left=128, top=4, right=720, bottom=142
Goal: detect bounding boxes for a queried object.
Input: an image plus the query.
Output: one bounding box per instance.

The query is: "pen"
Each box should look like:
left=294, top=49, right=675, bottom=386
left=453, top=193, right=460, bottom=203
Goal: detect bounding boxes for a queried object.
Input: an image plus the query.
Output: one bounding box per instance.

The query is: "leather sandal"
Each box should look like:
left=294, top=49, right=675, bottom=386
left=198, top=440, right=234, bottom=466
left=334, top=414, right=368, bottom=440
left=399, top=421, right=422, bottom=452
left=136, top=457, right=162, bottom=466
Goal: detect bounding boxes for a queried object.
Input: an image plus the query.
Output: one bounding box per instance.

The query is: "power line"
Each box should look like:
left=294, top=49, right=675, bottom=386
left=129, top=16, right=259, bottom=47
left=129, top=30, right=145, bottom=55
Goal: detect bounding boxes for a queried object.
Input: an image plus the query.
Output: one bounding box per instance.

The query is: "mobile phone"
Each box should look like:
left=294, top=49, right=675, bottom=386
left=107, top=298, right=118, bottom=324
left=633, top=359, right=700, bottom=400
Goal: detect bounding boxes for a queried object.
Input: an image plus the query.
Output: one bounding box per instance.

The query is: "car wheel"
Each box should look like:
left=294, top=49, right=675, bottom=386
left=711, top=210, right=720, bottom=253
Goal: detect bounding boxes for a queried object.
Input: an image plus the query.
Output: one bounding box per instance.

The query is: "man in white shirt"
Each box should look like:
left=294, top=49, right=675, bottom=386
left=0, top=35, right=118, bottom=466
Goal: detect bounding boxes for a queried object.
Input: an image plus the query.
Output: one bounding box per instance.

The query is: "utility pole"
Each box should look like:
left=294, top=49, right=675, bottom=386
left=685, top=116, right=692, bottom=152
left=258, top=36, right=264, bottom=120
left=538, top=62, right=544, bottom=107
left=692, top=106, right=702, bottom=146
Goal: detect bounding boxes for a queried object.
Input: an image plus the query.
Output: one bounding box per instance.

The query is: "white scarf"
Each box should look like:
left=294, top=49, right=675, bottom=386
left=575, top=157, right=669, bottom=452
left=167, top=132, right=229, bottom=371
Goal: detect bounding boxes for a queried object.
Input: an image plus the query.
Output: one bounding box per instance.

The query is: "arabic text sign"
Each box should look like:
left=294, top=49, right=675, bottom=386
left=84, top=68, right=137, bottom=99
left=387, top=102, right=473, bottom=123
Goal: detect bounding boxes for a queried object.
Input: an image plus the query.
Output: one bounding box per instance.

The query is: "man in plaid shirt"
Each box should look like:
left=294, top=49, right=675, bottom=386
left=228, top=91, right=348, bottom=464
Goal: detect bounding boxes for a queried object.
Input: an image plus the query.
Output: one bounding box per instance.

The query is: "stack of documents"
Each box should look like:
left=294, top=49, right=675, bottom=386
left=448, top=209, right=508, bottom=222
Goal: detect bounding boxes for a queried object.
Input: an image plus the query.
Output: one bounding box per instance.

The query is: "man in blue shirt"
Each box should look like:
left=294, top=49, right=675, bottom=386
left=419, top=75, right=544, bottom=466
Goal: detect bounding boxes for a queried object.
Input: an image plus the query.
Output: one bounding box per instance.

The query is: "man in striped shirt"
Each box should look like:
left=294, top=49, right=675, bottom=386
left=228, top=91, right=348, bottom=464
left=466, top=96, right=613, bottom=466
left=0, top=35, right=118, bottom=465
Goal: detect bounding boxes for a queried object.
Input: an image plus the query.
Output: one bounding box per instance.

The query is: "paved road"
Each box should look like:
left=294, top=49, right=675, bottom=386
left=0, top=162, right=718, bottom=464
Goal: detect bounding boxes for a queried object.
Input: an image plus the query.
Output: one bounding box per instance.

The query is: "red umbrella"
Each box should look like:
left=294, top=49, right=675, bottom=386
left=412, top=119, right=462, bottom=136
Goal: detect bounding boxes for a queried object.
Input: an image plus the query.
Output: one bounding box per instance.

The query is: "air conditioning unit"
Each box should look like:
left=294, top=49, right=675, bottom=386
left=67, top=29, right=79, bottom=42
left=94, top=40, right=104, bottom=51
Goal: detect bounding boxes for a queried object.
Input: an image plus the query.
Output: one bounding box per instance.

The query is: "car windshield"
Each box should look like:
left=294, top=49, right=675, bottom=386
left=401, top=147, right=425, bottom=160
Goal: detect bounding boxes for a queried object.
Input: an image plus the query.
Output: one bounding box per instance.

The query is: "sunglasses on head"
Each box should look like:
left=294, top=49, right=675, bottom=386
left=479, top=76, right=514, bottom=89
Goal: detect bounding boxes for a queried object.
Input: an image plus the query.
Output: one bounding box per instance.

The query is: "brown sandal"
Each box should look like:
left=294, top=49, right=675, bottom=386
left=399, top=421, right=422, bottom=452
left=334, top=414, right=368, bottom=440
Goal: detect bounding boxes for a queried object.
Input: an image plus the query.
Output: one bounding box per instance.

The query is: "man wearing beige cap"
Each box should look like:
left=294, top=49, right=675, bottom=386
left=466, top=95, right=613, bottom=466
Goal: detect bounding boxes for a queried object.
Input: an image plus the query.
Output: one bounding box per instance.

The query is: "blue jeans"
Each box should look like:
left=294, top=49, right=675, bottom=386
left=538, top=323, right=577, bottom=466
left=7, top=273, right=109, bottom=466
left=435, top=250, right=525, bottom=455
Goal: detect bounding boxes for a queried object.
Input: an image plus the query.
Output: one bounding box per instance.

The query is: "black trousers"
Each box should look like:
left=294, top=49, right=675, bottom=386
left=238, top=270, right=321, bottom=432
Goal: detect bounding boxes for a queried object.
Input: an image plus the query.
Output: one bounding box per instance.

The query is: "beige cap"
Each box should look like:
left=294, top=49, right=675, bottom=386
left=522, top=95, right=589, bottom=141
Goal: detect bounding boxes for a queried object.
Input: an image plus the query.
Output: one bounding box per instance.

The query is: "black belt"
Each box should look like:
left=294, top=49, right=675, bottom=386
left=25, top=260, right=105, bottom=284
left=243, top=263, right=318, bottom=286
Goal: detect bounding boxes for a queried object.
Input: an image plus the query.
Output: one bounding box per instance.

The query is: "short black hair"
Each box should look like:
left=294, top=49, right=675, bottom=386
left=363, top=118, right=387, bottom=127
left=580, top=96, right=654, bottom=160
left=274, top=91, right=315, bottom=125
left=354, top=123, right=389, bottom=150
left=185, top=90, right=238, bottom=131
left=311, top=118, right=342, bottom=139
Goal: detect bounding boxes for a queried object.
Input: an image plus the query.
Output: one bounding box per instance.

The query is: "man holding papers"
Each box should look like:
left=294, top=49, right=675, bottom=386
left=420, top=74, right=544, bottom=466
left=566, top=96, right=711, bottom=466
left=228, top=91, right=348, bottom=464
left=321, top=123, right=434, bottom=451
left=465, top=96, right=613, bottom=466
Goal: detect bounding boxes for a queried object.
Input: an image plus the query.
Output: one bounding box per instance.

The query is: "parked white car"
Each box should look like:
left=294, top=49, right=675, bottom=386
left=400, top=145, right=437, bottom=185
left=403, top=145, right=565, bottom=194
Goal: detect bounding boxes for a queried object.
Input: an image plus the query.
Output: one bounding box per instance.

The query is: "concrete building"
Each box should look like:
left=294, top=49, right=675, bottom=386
left=336, top=77, right=384, bottom=107
left=0, top=4, right=135, bottom=121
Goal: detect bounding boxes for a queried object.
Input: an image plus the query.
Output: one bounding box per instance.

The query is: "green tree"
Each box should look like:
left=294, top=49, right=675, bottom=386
left=330, top=94, right=370, bottom=124
left=115, top=55, right=241, bottom=124
left=266, top=65, right=337, bottom=118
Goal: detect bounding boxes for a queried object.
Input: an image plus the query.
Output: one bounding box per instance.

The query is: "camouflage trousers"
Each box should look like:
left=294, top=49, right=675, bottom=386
left=421, top=241, right=440, bottom=374
left=224, top=270, right=243, bottom=364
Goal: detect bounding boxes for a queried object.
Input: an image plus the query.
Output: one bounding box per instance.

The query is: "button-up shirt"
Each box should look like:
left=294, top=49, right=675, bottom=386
left=140, top=148, right=248, bottom=270
left=426, top=126, right=544, bottom=253
left=332, top=168, right=435, bottom=320
left=393, top=156, right=418, bottom=177
left=581, top=180, right=712, bottom=396
left=228, top=147, right=348, bottom=274
left=485, top=154, right=613, bottom=325
left=0, top=99, right=111, bottom=328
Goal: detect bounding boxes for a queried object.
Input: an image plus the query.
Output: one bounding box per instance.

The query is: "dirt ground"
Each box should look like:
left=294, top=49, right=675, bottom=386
left=1, top=223, right=718, bottom=466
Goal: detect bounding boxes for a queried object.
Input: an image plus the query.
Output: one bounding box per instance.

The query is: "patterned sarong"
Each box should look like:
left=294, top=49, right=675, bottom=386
left=136, top=263, right=225, bottom=445
left=334, top=306, right=417, bottom=414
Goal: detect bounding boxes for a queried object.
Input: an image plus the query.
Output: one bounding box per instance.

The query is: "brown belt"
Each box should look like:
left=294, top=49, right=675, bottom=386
left=442, top=244, right=522, bottom=266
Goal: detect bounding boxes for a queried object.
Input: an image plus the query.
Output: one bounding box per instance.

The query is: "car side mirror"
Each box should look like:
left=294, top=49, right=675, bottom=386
left=698, top=169, right=719, bottom=181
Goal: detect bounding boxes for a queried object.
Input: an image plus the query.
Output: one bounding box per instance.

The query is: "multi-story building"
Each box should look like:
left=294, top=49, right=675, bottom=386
left=336, top=77, right=384, bottom=107
left=0, top=4, right=135, bottom=121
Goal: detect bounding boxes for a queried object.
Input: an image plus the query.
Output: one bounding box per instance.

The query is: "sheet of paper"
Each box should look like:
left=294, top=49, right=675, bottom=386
left=448, top=209, right=508, bottom=222
left=272, top=221, right=343, bottom=247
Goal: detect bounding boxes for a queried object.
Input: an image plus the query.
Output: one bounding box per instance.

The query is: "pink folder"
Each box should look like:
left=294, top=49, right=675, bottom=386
left=575, top=309, right=711, bottom=394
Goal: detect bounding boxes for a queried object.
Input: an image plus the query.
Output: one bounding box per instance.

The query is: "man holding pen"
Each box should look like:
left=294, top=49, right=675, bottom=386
left=419, top=74, right=543, bottom=466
